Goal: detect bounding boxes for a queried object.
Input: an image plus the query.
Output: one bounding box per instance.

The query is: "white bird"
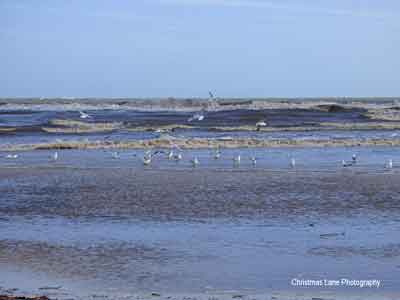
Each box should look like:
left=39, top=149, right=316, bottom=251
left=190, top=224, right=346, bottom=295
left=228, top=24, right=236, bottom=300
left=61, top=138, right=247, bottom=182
left=233, top=155, right=241, bottom=165
left=214, top=149, right=221, bottom=159
left=52, top=151, right=58, bottom=162
left=342, top=160, right=352, bottom=167
left=143, top=156, right=152, bottom=165
left=352, top=154, right=357, bottom=164
left=386, top=159, right=393, bottom=169
left=174, top=153, right=182, bottom=161
left=290, top=157, right=296, bottom=168
left=188, top=112, right=205, bottom=122
left=5, top=154, right=18, bottom=159
left=79, top=111, right=91, bottom=119
left=191, top=157, right=199, bottom=167
left=250, top=157, right=257, bottom=165
left=167, top=150, right=174, bottom=160
left=111, top=151, right=120, bottom=159
left=256, top=120, right=267, bottom=131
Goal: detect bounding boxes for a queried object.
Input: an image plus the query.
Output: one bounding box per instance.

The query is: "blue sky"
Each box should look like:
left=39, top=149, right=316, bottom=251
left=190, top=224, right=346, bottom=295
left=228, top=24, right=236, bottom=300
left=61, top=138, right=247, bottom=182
left=0, top=0, right=399, bottom=97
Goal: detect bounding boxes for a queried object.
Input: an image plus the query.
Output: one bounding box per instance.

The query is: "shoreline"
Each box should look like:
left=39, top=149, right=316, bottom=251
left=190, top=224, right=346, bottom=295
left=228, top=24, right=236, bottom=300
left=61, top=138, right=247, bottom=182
left=0, top=290, right=397, bottom=300
left=2, top=136, right=400, bottom=152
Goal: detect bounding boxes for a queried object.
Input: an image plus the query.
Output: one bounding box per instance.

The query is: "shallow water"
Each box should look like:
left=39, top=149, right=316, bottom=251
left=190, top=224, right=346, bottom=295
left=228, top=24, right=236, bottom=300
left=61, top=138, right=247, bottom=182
left=1, top=147, right=400, bottom=297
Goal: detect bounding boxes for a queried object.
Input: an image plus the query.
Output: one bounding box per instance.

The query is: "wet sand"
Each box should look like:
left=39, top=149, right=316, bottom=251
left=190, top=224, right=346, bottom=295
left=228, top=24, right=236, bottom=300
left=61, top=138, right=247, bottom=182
left=2, top=98, right=400, bottom=299
left=1, top=147, right=400, bottom=299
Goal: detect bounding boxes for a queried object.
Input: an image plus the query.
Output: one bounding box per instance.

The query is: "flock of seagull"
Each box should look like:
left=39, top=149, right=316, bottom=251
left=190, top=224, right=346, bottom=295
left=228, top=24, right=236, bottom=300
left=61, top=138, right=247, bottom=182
left=2, top=149, right=395, bottom=170
left=1, top=94, right=395, bottom=170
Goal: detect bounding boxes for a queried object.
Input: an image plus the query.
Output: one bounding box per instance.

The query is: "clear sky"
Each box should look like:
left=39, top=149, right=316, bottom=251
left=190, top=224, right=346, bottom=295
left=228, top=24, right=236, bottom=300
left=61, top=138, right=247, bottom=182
left=1, top=0, right=399, bottom=98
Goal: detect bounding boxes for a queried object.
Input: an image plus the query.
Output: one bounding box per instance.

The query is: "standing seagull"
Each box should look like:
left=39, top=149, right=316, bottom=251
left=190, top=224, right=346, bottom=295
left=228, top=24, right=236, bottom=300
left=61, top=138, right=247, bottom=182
left=352, top=154, right=357, bottom=164
left=167, top=150, right=174, bottom=160
left=214, top=149, right=221, bottom=159
left=342, top=160, right=352, bottom=167
left=143, top=156, right=152, bottom=166
left=111, top=151, right=120, bottom=159
left=250, top=156, right=257, bottom=166
left=174, top=153, right=183, bottom=161
left=52, top=151, right=58, bottom=162
left=191, top=156, right=199, bottom=167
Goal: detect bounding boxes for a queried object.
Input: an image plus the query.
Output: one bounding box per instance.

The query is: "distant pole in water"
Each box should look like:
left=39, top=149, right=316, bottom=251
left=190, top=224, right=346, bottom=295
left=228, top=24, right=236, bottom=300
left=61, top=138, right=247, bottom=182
left=233, top=154, right=241, bottom=165
left=191, top=156, right=199, bottom=167
left=386, top=159, right=393, bottom=169
left=290, top=157, right=296, bottom=168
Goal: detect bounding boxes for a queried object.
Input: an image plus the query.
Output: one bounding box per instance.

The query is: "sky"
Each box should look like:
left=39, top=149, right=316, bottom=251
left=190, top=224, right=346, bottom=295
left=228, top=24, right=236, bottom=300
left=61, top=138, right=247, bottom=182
left=0, top=0, right=399, bottom=98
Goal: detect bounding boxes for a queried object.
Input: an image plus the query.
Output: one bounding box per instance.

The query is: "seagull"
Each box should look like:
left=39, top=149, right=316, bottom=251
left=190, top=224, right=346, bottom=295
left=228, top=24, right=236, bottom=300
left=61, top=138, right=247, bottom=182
left=290, top=157, right=296, bottom=168
left=52, top=151, right=58, bottom=162
left=167, top=150, right=174, bottom=160
left=143, top=156, right=152, bottom=165
left=188, top=112, right=205, bottom=122
left=214, top=149, right=221, bottom=159
left=191, top=156, right=199, bottom=167
left=173, top=153, right=182, bottom=161
left=111, top=151, right=120, bottom=159
left=250, top=157, right=257, bottom=166
left=233, top=155, right=241, bottom=165
left=79, top=111, right=91, bottom=119
left=5, top=154, right=18, bottom=159
left=256, top=120, right=267, bottom=131
left=352, top=154, right=357, bottom=164
left=342, top=160, right=352, bottom=167
left=386, top=159, right=393, bottom=169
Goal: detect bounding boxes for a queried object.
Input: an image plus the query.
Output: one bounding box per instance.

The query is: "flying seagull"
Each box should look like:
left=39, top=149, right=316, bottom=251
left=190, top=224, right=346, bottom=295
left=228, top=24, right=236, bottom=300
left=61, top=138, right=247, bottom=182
left=256, top=120, right=268, bottom=131
left=79, top=111, right=91, bottom=119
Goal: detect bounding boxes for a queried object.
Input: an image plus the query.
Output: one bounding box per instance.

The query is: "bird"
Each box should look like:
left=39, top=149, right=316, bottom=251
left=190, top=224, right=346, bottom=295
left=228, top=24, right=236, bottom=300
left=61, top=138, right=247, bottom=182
left=79, top=111, right=91, bottom=119
left=342, top=160, right=352, bottom=167
left=386, top=159, right=393, bottom=169
left=250, top=157, right=257, bottom=166
left=290, top=157, right=296, bottom=168
left=188, top=112, right=205, bottom=122
left=214, top=149, right=221, bottom=159
left=352, top=154, right=357, bottom=164
left=111, top=151, right=120, bottom=159
left=143, top=156, right=152, bottom=165
left=52, top=151, right=58, bottom=162
left=233, top=155, right=241, bottom=165
left=173, top=153, right=182, bottom=161
left=5, top=154, right=18, bottom=159
left=191, top=157, right=199, bottom=167
left=167, top=150, right=174, bottom=160
left=256, top=120, right=267, bottom=131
